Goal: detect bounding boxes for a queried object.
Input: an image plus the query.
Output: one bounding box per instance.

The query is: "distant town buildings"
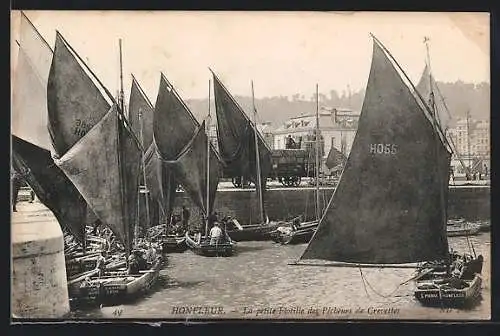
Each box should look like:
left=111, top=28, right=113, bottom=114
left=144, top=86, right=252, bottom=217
left=448, top=118, right=490, bottom=173
left=272, top=107, right=360, bottom=159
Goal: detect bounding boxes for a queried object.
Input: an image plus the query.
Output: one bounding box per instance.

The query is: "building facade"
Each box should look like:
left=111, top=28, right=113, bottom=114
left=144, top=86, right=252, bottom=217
left=272, top=107, right=360, bottom=160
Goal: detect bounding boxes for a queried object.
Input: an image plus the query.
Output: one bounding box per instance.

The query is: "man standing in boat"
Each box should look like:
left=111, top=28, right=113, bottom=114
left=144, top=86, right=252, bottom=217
left=95, top=251, right=106, bottom=278
left=207, top=211, right=218, bottom=231
left=209, top=222, right=223, bottom=245
left=181, top=205, right=190, bottom=231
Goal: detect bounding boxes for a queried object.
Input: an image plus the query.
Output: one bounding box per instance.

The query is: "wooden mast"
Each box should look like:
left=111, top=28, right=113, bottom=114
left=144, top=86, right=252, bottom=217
left=138, top=106, right=152, bottom=231
left=205, top=79, right=211, bottom=237
left=315, top=84, right=320, bottom=221
left=251, top=81, right=265, bottom=223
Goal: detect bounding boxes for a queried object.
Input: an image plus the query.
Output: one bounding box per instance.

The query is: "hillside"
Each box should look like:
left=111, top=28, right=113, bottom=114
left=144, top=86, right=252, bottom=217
left=185, top=81, right=490, bottom=128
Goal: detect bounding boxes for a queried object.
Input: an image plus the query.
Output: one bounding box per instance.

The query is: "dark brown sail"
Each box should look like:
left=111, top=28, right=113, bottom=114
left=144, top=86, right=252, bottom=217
left=53, top=105, right=142, bottom=253
left=325, top=146, right=347, bottom=170
left=164, top=121, right=220, bottom=215
left=47, top=32, right=111, bottom=156
left=128, top=75, right=154, bottom=149
left=300, top=38, right=451, bottom=264
left=416, top=64, right=452, bottom=132
left=12, top=12, right=53, bottom=150
left=47, top=32, right=142, bottom=253
left=211, top=72, right=272, bottom=183
left=12, top=135, right=90, bottom=245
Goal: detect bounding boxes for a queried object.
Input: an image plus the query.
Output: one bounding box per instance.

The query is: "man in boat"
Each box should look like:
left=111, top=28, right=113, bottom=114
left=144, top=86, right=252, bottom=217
left=461, top=255, right=484, bottom=279
left=181, top=205, right=190, bottom=231
left=90, top=219, right=102, bottom=236
left=209, top=222, right=223, bottom=245
left=207, top=212, right=218, bottom=231
left=95, top=252, right=106, bottom=278
left=127, top=253, right=140, bottom=275
left=286, top=135, right=296, bottom=149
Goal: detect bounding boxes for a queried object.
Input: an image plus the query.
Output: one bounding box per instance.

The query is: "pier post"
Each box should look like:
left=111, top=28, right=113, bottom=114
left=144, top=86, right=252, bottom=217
left=11, top=202, right=69, bottom=318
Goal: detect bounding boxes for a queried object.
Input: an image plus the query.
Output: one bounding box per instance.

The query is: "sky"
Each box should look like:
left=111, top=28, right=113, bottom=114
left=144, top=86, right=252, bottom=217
left=11, top=11, right=489, bottom=102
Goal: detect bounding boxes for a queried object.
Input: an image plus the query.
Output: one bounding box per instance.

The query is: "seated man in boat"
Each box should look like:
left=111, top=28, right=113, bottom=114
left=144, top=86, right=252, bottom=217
left=134, top=250, right=148, bottom=271
left=209, top=222, right=223, bottom=245
left=95, top=252, right=106, bottom=278
left=127, top=253, right=140, bottom=275
left=461, top=255, right=484, bottom=279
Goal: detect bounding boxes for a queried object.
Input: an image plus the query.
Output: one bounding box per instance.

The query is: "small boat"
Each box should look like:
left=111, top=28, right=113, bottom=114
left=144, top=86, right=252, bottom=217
left=447, top=222, right=480, bottom=237
left=277, top=221, right=318, bottom=245
left=185, top=231, right=234, bottom=257
left=69, top=256, right=162, bottom=305
left=225, top=216, right=281, bottom=242
left=159, top=234, right=188, bottom=253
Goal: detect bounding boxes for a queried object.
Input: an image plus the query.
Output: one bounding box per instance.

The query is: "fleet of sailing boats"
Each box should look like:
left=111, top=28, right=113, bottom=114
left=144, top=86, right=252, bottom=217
left=11, top=12, right=486, bottom=309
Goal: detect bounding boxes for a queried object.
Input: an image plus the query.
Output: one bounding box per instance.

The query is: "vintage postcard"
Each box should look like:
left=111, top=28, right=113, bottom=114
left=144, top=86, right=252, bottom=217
left=10, top=10, right=490, bottom=322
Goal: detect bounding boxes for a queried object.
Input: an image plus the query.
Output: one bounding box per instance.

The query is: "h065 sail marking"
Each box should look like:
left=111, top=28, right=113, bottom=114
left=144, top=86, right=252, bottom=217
left=369, top=144, right=398, bottom=155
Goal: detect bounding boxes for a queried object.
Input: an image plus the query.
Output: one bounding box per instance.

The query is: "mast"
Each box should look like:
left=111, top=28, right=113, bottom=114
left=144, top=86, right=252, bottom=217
left=424, top=37, right=449, bottom=260
left=251, top=81, right=265, bottom=223
left=138, top=107, right=151, bottom=231
left=315, top=84, right=320, bottom=221
left=205, top=79, right=211, bottom=236
left=466, top=109, right=472, bottom=176
left=119, top=39, right=125, bottom=114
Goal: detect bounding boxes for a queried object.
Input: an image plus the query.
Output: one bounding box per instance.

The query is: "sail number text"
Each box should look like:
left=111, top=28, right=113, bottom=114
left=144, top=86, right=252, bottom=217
left=369, top=144, right=398, bottom=155
left=72, top=119, right=92, bottom=137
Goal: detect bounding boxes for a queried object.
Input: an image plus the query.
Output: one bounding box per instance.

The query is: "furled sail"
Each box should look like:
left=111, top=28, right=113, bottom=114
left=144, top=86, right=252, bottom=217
left=416, top=64, right=452, bottom=132
left=300, top=38, right=451, bottom=264
left=12, top=11, right=53, bottom=150
left=12, top=135, right=91, bottom=245
left=211, top=72, right=272, bottom=183
left=164, top=121, right=220, bottom=216
left=48, top=32, right=142, bottom=253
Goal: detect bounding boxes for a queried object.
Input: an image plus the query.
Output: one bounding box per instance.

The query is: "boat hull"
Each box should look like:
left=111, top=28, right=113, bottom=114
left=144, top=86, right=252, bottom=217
left=414, top=274, right=482, bottom=307
left=226, top=222, right=281, bottom=242
left=161, top=235, right=188, bottom=253
left=69, top=258, right=162, bottom=305
left=185, top=232, right=234, bottom=257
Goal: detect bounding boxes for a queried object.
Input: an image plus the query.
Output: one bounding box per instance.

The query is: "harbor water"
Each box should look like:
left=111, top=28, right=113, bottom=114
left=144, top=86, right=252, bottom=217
left=69, top=231, right=491, bottom=320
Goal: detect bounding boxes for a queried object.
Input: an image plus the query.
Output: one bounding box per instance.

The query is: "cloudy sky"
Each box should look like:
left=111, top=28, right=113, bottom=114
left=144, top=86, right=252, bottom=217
left=11, top=11, right=489, bottom=102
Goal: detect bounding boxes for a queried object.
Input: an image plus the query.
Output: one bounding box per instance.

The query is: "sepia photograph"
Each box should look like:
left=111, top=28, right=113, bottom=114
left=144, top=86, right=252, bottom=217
left=10, top=10, right=490, bottom=321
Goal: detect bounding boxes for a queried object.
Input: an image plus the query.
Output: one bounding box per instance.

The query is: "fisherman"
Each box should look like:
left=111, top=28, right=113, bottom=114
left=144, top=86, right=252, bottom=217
left=95, top=252, right=106, bottom=278
left=209, top=222, right=223, bottom=245
left=91, top=219, right=102, bottom=236
left=461, top=255, right=484, bottom=279
left=127, top=253, right=140, bottom=275
left=181, top=205, right=190, bottom=230
left=207, top=211, right=218, bottom=231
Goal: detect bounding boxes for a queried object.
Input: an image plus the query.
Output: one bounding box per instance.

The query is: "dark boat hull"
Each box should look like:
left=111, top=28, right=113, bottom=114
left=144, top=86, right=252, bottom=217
left=69, top=258, right=162, bottom=305
left=161, top=235, right=188, bottom=253
left=185, top=232, right=234, bottom=257
left=270, top=221, right=318, bottom=245
left=226, top=222, right=281, bottom=242
left=414, top=274, right=482, bottom=307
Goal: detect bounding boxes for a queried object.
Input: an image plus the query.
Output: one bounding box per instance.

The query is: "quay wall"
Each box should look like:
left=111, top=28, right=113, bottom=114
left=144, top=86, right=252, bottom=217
left=11, top=204, right=69, bottom=318
left=172, top=185, right=490, bottom=225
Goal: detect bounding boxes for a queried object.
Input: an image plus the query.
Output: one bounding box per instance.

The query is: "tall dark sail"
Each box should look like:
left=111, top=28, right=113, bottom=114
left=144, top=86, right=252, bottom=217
left=211, top=72, right=272, bottom=183
left=47, top=32, right=112, bottom=155
left=416, top=64, right=452, bottom=132
left=300, top=38, right=451, bottom=264
left=153, top=73, right=222, bottom=216
left=12, top=136, right=90, bottom=244
left=12, top=11, right=53, bottom=150
left=47, top=32, right=142, bottom=253
left=165, top=121, right=220, bottom=216
left=128, top=75, right=154, bottom=149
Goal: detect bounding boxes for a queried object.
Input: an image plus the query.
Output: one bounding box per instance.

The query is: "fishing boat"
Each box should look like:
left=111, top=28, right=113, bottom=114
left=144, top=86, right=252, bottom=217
left=12, top=12, right=106, bottom=280
left=293, top=35, right=482, bottom=308
left=446, top=222, right=480, bottom=237
left=211, top=71, right=291, bottom=241
left=223, top=216, right=281, bottom=242
left=47, top=33, right=160, bottom=304
left=154, top=74, right=233, bottom=256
